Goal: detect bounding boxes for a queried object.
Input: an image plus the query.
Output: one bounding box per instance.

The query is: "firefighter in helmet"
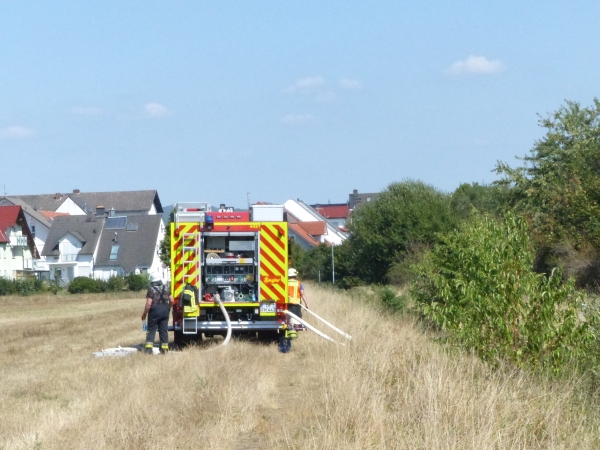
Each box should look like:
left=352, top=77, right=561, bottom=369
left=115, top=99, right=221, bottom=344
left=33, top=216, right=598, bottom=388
left=287, top=268, right=308, bottom=330
left=142, top=274, right=174, bottom=354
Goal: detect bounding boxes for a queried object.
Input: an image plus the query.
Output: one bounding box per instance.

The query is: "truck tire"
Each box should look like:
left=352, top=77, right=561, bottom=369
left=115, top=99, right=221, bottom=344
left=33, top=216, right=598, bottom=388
left=174, top=330, right=202, bottom=349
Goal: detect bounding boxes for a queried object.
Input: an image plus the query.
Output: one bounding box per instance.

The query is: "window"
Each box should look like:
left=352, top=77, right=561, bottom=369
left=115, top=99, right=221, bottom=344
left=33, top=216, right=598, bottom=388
left=110, top=245, right=119, bottom=260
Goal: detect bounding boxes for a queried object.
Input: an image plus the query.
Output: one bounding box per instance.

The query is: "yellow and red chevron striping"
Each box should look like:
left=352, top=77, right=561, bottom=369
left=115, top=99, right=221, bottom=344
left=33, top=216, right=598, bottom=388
left=171, top=223, right=200, bottom=299
left=259, top=223, right=288, bottom=302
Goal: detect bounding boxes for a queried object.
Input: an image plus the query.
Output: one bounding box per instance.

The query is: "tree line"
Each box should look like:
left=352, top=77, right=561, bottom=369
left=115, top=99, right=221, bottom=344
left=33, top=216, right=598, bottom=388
left=294, top=99, right=600, bottom=375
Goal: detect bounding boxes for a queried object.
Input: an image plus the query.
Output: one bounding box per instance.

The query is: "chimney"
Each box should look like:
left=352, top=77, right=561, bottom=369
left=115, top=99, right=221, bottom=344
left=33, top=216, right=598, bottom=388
left=96, top=206, right=105, bottom=216
left=73, top=189, right=80, bottom=194
left=54, top=193, right=62, bottom=200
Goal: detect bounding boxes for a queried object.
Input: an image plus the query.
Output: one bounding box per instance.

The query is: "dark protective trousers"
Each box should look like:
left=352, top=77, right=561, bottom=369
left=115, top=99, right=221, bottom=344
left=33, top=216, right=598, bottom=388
left=145, top=304, right=170, bottom=352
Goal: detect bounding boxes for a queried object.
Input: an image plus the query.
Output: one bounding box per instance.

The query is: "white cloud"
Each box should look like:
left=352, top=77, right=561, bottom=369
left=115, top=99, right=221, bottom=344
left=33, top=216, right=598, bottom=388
left=281, top=113, right=316, bottom=125
left=0, top=126, right=35, bottom=139
left=72, top=106, right=104, bottom=116
left=144, top=102, right=170, bottom=117
left=339, top=78, right=362, bottom=89
left=445, top=55, right=505, bottom=76
left=285, top=76, right=325, bottom=93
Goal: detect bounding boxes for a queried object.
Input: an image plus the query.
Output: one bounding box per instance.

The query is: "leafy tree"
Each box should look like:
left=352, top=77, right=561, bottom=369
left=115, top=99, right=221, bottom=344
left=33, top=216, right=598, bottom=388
left=159, top=209, right=175, bottom=266
left=495, top=99, right=600, bottom=249
left=343, top=180, right=458, bottom=284
left=412, top=211, right=597, bottom=373
left=451, top=182, right=506, bottom=219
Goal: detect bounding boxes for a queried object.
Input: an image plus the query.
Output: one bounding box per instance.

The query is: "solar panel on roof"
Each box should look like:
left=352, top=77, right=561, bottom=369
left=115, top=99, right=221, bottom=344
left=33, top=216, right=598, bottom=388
left=105, top=216, right=127, bottom=229
left=126, top=222, right=138, bottom=231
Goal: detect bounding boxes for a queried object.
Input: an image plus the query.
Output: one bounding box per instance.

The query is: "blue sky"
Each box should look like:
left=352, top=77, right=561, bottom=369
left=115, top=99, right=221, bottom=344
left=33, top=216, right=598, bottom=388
left=1, top=1, right=599, bottom=208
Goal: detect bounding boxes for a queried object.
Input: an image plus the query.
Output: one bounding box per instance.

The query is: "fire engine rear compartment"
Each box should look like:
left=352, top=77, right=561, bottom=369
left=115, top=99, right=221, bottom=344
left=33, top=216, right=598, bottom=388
left=169, top=205, right=289, bottom=345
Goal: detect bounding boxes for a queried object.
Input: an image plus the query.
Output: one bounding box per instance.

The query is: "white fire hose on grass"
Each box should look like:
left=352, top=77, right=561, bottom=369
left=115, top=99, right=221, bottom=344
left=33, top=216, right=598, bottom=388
left=300, top=304, right=352, bottom=341
left=285, top=310, right=344, bottom=345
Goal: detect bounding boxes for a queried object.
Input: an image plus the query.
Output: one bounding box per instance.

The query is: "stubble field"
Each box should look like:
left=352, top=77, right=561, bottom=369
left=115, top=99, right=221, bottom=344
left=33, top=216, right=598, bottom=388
left=1, top=285, right=599, bottom=449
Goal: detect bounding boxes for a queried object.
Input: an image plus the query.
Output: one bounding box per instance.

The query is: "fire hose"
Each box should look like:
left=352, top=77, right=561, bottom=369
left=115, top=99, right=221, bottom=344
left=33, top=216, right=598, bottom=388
left=300, top=304, right=352, bottom=340
left=285, top=310, right=344, bottom=345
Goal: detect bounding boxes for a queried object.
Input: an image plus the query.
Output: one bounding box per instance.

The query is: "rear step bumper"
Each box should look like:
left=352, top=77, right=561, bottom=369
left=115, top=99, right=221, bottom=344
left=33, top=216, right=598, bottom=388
left=169, top=321, right=282, bottom=331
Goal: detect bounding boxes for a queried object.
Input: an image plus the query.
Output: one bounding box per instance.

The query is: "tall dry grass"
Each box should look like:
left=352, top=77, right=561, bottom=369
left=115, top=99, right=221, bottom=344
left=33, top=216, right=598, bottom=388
left=1, top=285, right=599, bottom=449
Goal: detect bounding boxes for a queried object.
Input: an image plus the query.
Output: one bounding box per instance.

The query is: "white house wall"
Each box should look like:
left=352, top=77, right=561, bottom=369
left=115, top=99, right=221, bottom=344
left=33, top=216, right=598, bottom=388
left=0, top=227, right=34, bottom=279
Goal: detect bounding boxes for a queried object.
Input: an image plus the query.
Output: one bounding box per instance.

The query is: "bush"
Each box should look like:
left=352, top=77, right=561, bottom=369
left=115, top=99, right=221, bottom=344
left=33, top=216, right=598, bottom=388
left=374, top=285, right=407, bottom=313
left=0, top=277, right=16, bottom=296
left=68, top=277, right=101, bottom=294
left=15, top=279, right=36, bottom=296
left=126, top=273, right=149, bottom=292
left=106, top=275, right=126, bottom=292
left=412, top=211, right=598, bottom=374
left=0, top=277, right=46, bottom=296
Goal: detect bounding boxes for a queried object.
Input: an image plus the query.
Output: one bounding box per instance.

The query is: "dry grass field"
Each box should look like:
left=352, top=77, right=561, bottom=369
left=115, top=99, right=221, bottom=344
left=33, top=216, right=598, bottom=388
left=1, top=285, right=600, bottom=449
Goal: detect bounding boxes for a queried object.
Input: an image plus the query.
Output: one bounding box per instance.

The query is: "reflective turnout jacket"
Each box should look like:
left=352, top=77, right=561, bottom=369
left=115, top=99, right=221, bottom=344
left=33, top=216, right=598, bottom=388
left=288, top=279, right=303, bottom=304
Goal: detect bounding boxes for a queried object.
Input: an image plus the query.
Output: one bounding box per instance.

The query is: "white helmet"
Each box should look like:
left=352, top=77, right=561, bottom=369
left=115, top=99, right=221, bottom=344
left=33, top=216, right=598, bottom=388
left=288, top=268, right=298, bottom=277
left=149, top=273, right=163, bottom=286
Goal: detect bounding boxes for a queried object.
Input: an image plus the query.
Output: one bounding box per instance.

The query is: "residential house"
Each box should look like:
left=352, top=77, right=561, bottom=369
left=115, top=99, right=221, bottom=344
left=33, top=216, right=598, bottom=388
left=348, top=189, right=380, bottom=210
left=0, top=206, right=39, bottom=279
left=93, top=215, right=166, bottom=280
left=4, top=189, right=165, bottom=279
left=41, top=215, right=104, bottom=282
left=284, top=199, right=347, bottom=246
left=41, top=213, right=166, bottom=283
left=310, top=203, right=350, bottom=229
left=0, top=196, right=68, bottom=278
left=12, top=189, right=163, bottom=216
left=288, top=221, right=327, bottom=250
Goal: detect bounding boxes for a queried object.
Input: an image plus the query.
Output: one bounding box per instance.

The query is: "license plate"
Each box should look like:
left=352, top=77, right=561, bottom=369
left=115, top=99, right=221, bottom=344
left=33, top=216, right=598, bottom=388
left=260, top=303, right=276, bottom=313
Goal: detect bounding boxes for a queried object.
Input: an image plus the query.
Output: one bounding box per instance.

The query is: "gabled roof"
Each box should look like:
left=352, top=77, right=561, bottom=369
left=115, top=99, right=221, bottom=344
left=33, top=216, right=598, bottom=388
left=11, top=190, right=163, bottom=214
left=94, top=215, right=162, bottom=274
left=9, top=193, right=71, bottom=213
left=311, top=204, right=350, bottom=219
left=70, top=190, right=163, bottom=214
left=42, top=216, right=104, bottom=256
left=297, top=221, right=327, bottom=236
left=40, top=211, right=69, bottom=220
left=0, top=205, right=39, bottom=257
left=0, top=196, right=54, bottom=228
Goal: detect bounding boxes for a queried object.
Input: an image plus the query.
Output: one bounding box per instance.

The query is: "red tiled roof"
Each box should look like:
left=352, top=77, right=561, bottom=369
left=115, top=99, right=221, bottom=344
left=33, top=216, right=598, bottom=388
left=313, top=205, right=350, bottom=219
left=289, top=223, right=320, bottom=247
left=298, top=221, right=327, bottom=236
left=39, top=211, right=69, bottom=220
left=0, top=206, right=21, bottom=243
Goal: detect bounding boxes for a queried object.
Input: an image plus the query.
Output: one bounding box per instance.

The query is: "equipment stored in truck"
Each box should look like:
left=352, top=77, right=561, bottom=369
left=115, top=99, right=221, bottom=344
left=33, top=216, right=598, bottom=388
left=168, top=202, right=297, bottom=348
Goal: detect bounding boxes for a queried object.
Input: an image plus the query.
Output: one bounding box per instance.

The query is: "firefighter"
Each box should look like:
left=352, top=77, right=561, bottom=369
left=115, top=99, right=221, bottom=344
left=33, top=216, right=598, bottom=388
left=288, top=268, right=308, bottom=330
left=142, top=274, right=174, bottom=354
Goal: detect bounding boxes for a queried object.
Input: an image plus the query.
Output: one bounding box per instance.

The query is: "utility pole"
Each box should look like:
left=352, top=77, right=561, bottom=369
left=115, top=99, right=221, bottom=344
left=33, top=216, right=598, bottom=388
left=331, top=243, right=335, bottom=284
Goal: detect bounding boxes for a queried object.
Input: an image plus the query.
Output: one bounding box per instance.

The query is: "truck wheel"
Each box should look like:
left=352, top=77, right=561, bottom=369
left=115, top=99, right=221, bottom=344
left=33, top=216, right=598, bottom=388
left=174, top=330, right=202, bottom=349
left=257, top=330, right=279, bottom=342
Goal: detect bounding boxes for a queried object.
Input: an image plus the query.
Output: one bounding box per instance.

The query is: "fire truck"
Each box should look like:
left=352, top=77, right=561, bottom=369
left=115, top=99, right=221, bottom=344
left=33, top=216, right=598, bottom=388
left=168, top=202, right=293, bottom=347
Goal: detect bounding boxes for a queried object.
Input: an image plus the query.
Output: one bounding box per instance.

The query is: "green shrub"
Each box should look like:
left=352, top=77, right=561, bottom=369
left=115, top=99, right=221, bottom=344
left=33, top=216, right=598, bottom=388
left=412, top=211, right=598, bottom=374
left=0, top=277, right=16, bottom=296
left=15, top=279, right=35, bottom=296
left=126, top=273, right=149, bottom=292
left=374, top=285, right=407, bottom=313
left=107, top=275, right=126, bottom=292
left=68, top=277, right=101, bottom=294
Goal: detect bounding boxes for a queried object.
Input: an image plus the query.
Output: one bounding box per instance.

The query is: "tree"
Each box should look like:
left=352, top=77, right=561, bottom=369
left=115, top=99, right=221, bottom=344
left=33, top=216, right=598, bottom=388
left=451, top=182, right=506, bottom=219
left=159, top=209, right=175, bottom=266
left=412, top=211, right=597, bottom=373
left=342, top=180, right=458, bottom=284
left=495, top=99, right=600, bottom=249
